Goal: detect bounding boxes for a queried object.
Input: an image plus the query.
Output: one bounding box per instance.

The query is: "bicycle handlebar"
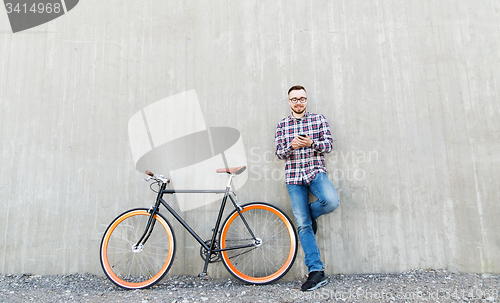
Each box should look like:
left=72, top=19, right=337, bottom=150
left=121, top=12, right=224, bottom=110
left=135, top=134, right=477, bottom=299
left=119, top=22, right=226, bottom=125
left=144, top=170, right=170, bottom=184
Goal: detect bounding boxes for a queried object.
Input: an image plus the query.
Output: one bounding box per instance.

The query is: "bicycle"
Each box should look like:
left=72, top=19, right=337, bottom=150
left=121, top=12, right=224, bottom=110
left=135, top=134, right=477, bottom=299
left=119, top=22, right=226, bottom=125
left=100, top=166, right=298, bottom=289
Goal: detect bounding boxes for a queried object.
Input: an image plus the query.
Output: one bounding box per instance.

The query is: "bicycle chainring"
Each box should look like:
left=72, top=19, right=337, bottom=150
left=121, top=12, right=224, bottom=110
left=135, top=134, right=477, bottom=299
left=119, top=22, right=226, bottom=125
left=200, top=240, right=221, bottom=263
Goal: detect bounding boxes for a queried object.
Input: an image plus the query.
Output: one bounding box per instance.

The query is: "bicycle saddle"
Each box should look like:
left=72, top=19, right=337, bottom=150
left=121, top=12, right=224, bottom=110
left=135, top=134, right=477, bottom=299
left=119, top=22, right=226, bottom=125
left=216, top=166, right=247, bottom=175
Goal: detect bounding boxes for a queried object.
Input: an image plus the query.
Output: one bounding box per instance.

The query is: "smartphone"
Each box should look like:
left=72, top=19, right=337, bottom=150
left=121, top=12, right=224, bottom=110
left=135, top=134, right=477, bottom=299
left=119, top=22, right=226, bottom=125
left=299, top=134, right=306, bottom=137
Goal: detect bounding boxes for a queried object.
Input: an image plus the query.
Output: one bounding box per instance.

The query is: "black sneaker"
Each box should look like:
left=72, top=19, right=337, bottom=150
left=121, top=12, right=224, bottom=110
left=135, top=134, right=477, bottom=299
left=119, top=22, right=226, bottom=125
left=301, top=271, right=328, bottom=291
left=312, top=218, right=317, bottom=235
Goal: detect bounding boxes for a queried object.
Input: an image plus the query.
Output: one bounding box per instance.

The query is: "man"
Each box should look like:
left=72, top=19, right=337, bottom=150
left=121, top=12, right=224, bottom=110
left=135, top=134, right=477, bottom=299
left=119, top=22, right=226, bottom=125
left=274, top=85, right=339, bottom=291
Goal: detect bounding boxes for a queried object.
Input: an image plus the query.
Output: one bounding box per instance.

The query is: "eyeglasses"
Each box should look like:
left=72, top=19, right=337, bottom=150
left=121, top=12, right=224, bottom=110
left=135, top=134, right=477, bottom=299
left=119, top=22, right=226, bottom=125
left=289, top=97, right=307, bottom=103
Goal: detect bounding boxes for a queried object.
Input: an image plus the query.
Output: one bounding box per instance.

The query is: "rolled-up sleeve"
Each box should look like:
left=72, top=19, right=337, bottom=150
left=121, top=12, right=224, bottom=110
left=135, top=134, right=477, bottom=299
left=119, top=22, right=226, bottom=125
left=311, top=115, right=333, bottom=154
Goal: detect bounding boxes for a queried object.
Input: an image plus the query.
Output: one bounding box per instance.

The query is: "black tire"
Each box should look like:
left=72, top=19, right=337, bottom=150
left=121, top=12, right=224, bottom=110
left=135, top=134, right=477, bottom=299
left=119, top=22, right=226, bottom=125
left=219, top=202, right=298, bottom=284
left=100, top=208, right=176, bottom=289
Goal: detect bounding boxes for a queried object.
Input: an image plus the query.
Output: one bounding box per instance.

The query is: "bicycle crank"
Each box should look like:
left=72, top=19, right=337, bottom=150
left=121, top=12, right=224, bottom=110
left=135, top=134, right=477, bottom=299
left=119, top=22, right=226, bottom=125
left=200, top=240, right=221, bottom=263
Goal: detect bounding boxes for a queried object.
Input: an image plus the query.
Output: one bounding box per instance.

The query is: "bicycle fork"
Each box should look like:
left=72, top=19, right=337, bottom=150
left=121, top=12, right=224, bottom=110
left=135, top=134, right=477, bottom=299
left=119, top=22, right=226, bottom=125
left=133, top=183, right=167, bottom=250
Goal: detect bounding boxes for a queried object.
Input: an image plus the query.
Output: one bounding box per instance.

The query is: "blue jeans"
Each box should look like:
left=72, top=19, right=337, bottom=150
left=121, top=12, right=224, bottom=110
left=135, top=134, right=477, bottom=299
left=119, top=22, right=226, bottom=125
left=286, top=173, right=339, bottom=273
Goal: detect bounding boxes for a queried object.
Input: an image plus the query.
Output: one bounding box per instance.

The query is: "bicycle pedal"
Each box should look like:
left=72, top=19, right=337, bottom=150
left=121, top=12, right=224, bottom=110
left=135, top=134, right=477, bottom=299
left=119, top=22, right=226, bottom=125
left=198, top=272, right=209, bottom=278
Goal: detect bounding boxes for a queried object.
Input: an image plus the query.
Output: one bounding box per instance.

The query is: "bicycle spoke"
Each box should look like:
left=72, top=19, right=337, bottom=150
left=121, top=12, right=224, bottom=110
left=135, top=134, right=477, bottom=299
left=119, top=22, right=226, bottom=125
left=106, top=246, right=132, bottom=253
left=113, top=253, right=134, bottom=277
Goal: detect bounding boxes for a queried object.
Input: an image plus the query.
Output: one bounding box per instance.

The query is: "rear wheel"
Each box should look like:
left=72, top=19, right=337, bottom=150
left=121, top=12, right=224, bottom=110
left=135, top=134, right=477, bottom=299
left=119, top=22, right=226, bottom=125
left=219, top=203, right=297, bottom=284
left=100, top=208, right=176, bottom=289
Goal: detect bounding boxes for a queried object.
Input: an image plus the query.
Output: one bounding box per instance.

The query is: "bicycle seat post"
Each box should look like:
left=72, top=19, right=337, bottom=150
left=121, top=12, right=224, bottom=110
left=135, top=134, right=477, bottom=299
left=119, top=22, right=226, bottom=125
left=226, top=173, right=235, bottom=190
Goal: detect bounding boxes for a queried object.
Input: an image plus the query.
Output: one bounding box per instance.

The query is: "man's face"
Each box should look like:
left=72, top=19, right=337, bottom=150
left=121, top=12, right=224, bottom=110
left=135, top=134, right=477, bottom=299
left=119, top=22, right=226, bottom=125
left=288, top=89, right=307, bottom=115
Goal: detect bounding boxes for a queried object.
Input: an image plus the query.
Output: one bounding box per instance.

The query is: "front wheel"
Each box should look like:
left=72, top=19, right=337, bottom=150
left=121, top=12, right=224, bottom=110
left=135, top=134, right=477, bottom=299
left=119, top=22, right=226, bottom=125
left=100, top=208, right=176, bottom=289
left=219, top=203, right=298, bottom=284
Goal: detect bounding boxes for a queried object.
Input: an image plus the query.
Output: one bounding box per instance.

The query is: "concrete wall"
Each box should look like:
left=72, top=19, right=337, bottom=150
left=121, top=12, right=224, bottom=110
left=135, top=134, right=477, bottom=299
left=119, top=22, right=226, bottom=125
left=1, top=0, right=499, bottom=278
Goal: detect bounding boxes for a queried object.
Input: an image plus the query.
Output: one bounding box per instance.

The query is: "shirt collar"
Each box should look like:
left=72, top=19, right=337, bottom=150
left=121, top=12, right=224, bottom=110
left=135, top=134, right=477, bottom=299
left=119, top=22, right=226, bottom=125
left=288, top=111, right=309, bottom=122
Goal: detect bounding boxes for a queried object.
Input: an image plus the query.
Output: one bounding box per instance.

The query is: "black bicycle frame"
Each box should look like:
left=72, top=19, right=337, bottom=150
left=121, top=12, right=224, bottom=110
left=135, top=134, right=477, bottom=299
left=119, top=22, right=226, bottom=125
left=135, top=181, right=258, bottom=276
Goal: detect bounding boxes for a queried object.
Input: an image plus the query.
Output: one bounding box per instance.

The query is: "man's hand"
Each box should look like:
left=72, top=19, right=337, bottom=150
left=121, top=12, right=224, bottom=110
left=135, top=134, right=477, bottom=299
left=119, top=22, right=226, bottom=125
left=292, top=135, right=313, bottom=150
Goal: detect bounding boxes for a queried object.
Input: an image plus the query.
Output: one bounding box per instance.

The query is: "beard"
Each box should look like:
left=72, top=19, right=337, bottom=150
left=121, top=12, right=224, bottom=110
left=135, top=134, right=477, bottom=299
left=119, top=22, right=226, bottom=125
left=292, top=106, right=306, bottom=115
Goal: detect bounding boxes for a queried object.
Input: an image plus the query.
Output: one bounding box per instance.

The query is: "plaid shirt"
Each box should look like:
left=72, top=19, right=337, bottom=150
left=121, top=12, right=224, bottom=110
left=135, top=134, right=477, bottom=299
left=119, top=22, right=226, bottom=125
left=275, top=111, right=333, bottom=185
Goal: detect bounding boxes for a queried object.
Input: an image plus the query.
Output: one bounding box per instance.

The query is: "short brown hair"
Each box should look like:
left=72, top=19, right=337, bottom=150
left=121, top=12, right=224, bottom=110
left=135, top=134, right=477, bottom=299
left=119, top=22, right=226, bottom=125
left=288, top=85, right=306, bottom=95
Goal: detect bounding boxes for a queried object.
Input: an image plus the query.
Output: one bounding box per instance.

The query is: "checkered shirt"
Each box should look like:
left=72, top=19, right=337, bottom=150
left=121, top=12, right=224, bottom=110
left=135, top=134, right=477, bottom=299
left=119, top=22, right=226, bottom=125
left=275, top=111, right=333, bottom=185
